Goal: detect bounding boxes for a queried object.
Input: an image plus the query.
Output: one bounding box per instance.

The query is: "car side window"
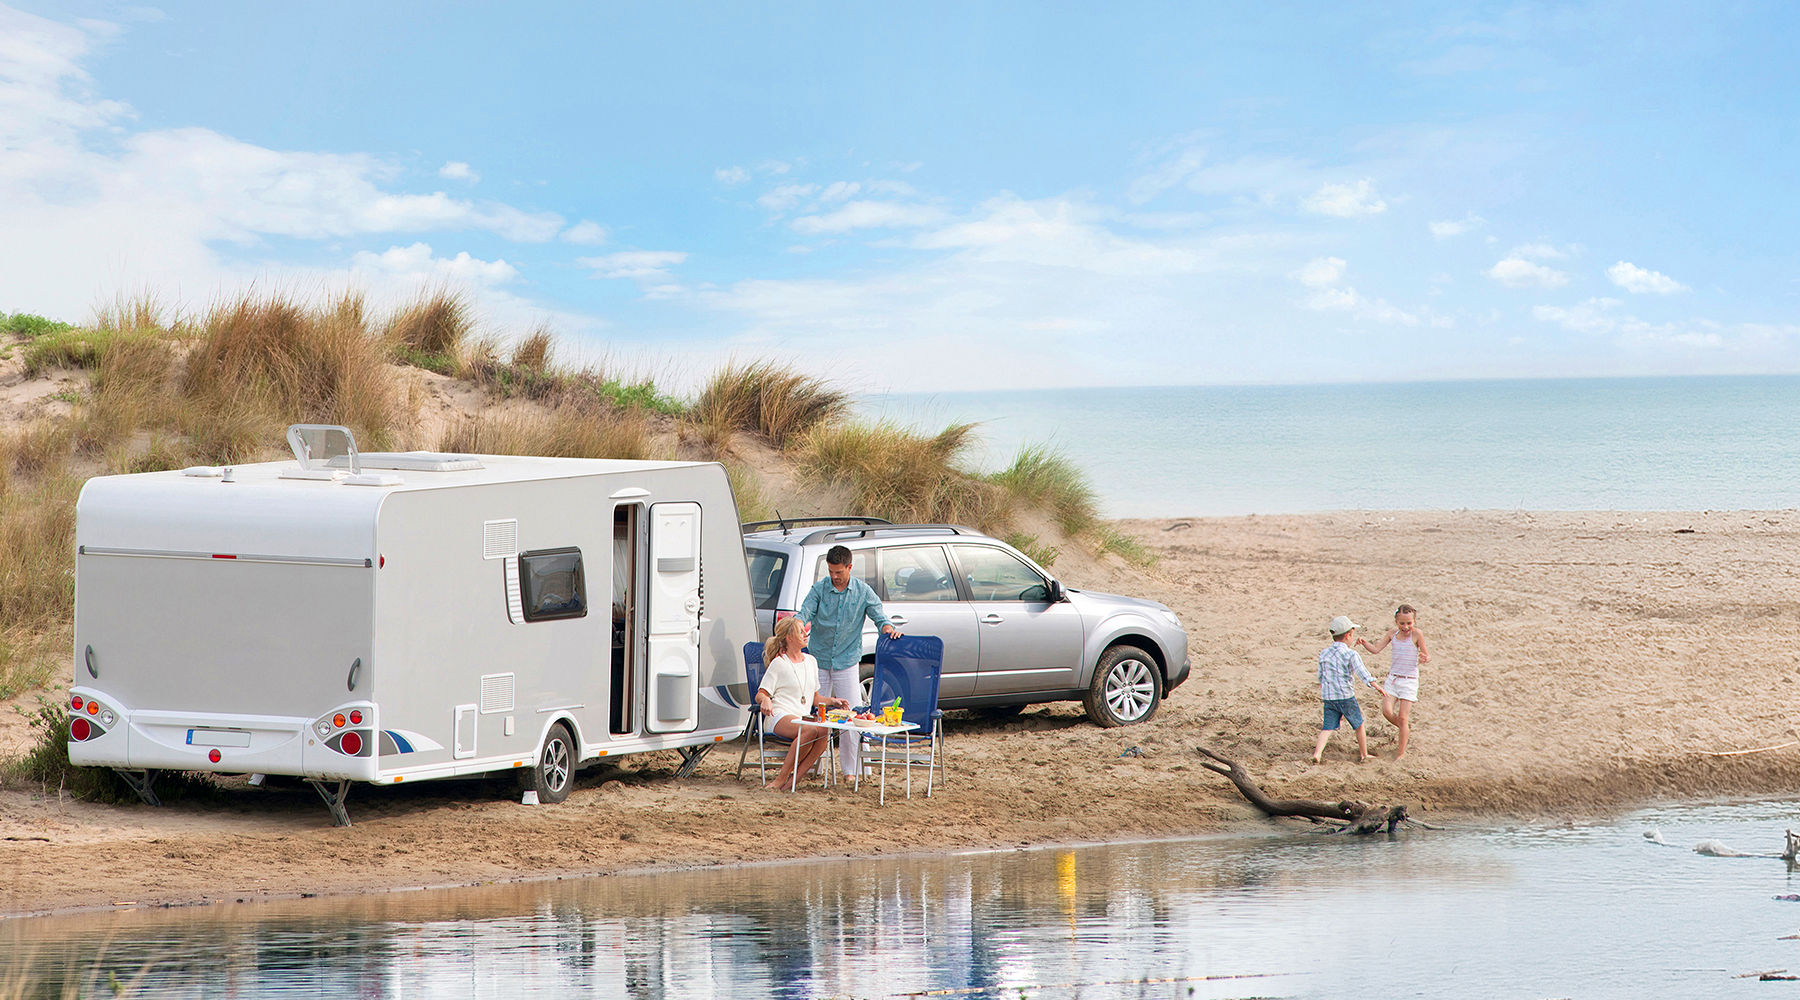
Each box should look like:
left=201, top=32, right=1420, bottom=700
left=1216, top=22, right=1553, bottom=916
left=813, top=551, right=881, bottom=596
left=880, top=545, right=958, bottom=602
left=953, top=545, right=1050, bottom=602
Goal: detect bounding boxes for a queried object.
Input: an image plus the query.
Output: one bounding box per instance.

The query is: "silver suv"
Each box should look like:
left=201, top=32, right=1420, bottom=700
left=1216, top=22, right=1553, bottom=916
left=742, top=518, right=1190, bottom=726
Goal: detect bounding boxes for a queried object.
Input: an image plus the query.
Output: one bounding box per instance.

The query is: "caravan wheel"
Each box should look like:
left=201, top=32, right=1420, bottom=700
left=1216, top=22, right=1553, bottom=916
left=521, top=722, right=577, bottom=804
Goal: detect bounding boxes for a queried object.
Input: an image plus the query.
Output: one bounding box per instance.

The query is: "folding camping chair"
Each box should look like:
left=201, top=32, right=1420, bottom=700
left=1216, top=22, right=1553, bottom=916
left=734, top=641, right=793, bottom=782
left=856, top=634, right=945, bottom=799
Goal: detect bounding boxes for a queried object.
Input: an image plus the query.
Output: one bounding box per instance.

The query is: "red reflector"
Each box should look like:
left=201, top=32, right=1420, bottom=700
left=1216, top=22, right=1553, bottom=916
left=70, top=717, right=91, bottom=741
left=211, top=553, right=237, bottom=559
left=86, top=702, right=98, bottom=715
left=349, top=710, right=363, bottom=725
left=340, top=731, right=363, bottom=756
left=71, top=696, right=83, bottom=710
left=775, top=610, right=796, bottom=622
left=379, top=555, right=385, bottom=568
left=332, top=713, right=346, bottom=728
left=208, top=748, right=221, bottom=763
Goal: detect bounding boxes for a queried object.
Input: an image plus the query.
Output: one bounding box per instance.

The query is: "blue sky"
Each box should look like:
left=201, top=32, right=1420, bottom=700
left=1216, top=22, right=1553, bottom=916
left=2, top=2, right=1796, bottom=392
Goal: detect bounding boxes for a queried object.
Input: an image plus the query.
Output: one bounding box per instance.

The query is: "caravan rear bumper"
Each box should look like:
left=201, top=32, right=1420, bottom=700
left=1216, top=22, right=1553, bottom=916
left=67, top=688, right=377, bottom=781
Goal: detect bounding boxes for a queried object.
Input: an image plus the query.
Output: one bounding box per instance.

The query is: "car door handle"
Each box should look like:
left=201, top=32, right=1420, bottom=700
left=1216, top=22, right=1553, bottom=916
left=887, top=615, right=908, bottom=626
left=981, top=614, right=1005, bottom=625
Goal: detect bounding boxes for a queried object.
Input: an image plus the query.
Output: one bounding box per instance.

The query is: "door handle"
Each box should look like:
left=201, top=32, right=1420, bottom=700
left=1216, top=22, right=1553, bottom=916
left=887, top=615, right=908, bottom=626
left=981, top=614, right=1005, bottom=625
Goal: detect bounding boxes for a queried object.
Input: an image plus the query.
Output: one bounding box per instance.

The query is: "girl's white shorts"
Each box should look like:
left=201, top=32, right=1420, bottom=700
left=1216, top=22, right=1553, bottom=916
left=1386, top=675, right=1419, bottom=702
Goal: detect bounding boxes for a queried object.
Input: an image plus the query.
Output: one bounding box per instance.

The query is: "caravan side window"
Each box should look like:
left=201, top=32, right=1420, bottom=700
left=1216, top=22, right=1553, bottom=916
left=519, top=547, right=587, bottom=622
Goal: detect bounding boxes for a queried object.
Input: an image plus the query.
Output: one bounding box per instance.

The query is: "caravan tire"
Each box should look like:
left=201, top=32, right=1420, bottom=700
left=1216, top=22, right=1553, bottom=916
left=521, top=722, right=577, bottom=804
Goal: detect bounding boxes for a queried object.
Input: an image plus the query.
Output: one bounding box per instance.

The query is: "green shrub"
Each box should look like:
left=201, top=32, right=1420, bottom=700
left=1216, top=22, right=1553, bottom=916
left=1004, top=532, right=1059, bottom=568
left=1, top=312, right=74, bottom=338
left=693, top=361, right=848, bottom=449
left=990, top=445, right=1100, bottom=536
left=802, top=420, right=1010, bottom=530
left=4, top=697, right=215, bottom=804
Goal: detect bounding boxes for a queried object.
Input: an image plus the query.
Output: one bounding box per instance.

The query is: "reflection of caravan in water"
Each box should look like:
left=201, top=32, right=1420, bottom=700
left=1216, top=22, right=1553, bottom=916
left=69, top=425, right=755, bottom=824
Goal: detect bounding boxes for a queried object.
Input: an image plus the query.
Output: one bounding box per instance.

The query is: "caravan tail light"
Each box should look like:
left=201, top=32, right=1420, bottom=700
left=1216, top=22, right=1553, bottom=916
left=208, top=748, right=222, bottom=763
left=775, top=610, right=796, bottom=623
left=86, top=702, right=98, bottom=715
left=339, top=731, right=363, bottom=756
left=71, top=696, right=84, bottom=711
left=332, top=713, right=346, bottom=728
left=349, top=710, right=363, bottom=725
left=70, top=717, right=91, bottom=741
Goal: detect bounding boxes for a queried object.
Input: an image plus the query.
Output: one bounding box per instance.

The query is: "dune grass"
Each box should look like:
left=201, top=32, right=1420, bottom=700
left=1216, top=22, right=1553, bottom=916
left=1, top=312, right=74, bottom=339
left=438, top=403, right=653, bottom=461
left=182, top=291, right=403, bottom=450
left=801, top=420, right=1011, bottom=530
left=693, top=360, right=849, bottom=450
left=988, top=445, right=1100, bottom=536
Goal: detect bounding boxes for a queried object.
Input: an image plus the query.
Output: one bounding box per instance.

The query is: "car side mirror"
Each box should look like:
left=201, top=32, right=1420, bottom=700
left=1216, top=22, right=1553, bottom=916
left=1047, top=580, right=1065, bottom=603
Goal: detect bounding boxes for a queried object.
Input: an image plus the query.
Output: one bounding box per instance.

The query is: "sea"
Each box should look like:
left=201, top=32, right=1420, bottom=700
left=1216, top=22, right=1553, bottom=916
left=859, top=375, right=1800, bottom=518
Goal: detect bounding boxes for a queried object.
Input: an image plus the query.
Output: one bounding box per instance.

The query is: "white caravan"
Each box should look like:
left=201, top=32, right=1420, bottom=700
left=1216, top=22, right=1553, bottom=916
left=68, top=426, right=755, bottom=824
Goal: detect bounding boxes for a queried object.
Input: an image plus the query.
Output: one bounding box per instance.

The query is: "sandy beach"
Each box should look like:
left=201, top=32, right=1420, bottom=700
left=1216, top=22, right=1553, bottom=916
left=4, top=508, right=1799, bottom=918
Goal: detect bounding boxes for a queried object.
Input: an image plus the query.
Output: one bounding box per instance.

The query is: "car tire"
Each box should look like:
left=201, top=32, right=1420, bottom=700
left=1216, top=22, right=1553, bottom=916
left=520, top=721, right=577, bottom=804
left=1083, top=645, right=1162, bottom=727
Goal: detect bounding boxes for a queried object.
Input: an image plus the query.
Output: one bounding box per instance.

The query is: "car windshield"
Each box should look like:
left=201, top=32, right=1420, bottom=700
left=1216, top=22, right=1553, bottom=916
left=745, top=547, right=788, bottom=610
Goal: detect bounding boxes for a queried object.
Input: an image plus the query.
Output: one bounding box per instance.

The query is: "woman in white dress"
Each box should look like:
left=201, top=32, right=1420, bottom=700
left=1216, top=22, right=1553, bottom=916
left=755, top=615, right=850, bottom=789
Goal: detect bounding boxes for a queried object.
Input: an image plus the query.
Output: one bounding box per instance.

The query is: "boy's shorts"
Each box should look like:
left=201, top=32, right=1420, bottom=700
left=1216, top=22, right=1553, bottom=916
left=1321, top=697, right=1363, bottom=731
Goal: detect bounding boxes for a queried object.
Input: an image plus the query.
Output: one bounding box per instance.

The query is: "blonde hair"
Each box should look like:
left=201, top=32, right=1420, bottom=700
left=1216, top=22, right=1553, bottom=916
left=764, top=616, right=803, bottom=668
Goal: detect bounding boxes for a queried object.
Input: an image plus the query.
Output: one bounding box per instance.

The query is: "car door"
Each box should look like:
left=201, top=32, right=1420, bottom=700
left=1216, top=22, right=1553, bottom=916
left=951, top=543, right=1085, bottom=697
left=872, top=544, right=980, bottom=700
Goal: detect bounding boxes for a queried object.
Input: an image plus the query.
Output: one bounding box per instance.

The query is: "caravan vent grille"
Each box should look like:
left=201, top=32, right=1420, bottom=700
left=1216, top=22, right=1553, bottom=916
left=503, top=558, right=524, bottom=624
left=483, top=519, right=519, bottom=560
left=480, top=673, right=515, bottom=714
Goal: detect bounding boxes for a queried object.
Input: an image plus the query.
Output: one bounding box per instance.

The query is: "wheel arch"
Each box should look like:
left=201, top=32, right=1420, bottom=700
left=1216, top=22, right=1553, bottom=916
left=1091, top=628, right=1170, bottom=684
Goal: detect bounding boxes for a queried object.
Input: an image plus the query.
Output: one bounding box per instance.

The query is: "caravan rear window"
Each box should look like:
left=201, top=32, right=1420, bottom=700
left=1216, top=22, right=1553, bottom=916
left=520, top=547, right=587, bottom=622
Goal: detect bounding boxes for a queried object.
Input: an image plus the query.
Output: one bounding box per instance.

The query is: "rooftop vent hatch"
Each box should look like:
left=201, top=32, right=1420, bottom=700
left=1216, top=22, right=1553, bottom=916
left=286, top=424, right=360, bottom=475
left=328, top=452, right=484, bottom=472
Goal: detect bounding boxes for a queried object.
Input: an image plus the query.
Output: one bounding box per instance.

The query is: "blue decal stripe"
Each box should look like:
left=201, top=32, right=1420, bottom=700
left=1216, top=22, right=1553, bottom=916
left=385, top=730, right=414, bottom=753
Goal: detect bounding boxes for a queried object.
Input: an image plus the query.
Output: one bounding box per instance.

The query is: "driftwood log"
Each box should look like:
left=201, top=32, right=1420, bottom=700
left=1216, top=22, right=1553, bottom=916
left=1195, top=745, right=1408, bottom=835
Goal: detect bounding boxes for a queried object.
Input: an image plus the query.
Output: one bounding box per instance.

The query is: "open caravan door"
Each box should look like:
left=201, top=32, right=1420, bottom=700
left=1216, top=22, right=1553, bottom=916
left=645, top=502, right=700, bottom=733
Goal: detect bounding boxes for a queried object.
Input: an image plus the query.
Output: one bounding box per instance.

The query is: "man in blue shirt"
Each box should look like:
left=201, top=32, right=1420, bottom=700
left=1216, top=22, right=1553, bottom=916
left=798, top=545, right=902, bottom=778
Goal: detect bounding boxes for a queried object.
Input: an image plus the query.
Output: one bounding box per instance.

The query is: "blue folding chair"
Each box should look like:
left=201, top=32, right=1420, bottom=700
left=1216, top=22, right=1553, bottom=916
left=857, top=634, right=945, bottom=800
left=734, top=641, right=793, bottom=782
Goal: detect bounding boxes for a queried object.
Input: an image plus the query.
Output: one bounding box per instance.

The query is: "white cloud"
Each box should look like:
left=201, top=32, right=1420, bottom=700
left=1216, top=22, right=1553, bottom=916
left=1293, top=256, right=1347, bottom=288
left=1428, top=213, right=1486, bottom=238
left=818, top=180, right=861, bottom=203
left=791, top=200, right=946, bottom=235
left=714, top=165, right=748, bottom=185
left=351, top=242, right=517, bottom=285
left=0, top=7, right=583, bottom=329
left=757, top=183, right=818, bottom=212
left=1509, top=242, right=1566, bottom=260
left=560, top=219, right=607, bottom=245
left=577, top=250, right=689, bottom=280
left=1301, top=179, right=1388, bottom=218
left=1487, top=257, right=1570, bottom=288
left=438, top=160, right=478, bottom=183
left=1606, top=260, right=1687, bottom=294
left=1128, top=145, right=1207, bottom=204
left=759, top=160, right=792, bottom=175
left=1532, top=297, right=1622, bottom=334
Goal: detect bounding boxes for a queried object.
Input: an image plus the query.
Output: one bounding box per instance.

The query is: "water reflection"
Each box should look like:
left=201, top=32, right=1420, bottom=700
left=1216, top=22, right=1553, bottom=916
left=9, top=802, right=1800, bottom=998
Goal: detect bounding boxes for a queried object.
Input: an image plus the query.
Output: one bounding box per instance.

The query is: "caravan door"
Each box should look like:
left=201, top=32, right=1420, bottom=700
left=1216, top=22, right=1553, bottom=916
left=644, top=502, right=701, bottom=733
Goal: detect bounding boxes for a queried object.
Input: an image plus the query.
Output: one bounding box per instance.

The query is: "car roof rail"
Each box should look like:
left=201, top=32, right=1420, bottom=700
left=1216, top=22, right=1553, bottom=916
left=797, top=523, right=979, bottom=545
left=741, top=515, right=893, bottom=536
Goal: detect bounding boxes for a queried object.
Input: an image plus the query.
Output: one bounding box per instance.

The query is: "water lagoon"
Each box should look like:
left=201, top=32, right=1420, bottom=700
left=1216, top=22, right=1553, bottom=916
left=9, top=800, right=1800, bottom=998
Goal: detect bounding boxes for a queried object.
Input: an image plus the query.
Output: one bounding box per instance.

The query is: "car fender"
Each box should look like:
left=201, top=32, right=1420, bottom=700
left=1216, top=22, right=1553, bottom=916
left=1077, top=610, right=1171, bottom=684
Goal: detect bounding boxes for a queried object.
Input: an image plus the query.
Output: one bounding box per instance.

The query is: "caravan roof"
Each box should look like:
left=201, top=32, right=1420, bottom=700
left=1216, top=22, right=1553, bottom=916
left=77, top=454, right=712, bottom=563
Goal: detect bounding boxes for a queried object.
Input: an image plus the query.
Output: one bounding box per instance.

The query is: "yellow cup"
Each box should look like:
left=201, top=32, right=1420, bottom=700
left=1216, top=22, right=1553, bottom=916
left=882, top=707, right=902, bottom=726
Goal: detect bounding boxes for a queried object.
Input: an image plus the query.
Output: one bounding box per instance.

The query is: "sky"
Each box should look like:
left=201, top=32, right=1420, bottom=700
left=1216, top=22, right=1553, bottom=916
left=2, top=2, right=1797, bottom=393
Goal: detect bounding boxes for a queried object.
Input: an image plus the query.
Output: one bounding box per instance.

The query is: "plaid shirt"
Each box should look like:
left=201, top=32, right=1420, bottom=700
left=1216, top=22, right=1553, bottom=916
left=1317, top=641, right=1376, bottom=700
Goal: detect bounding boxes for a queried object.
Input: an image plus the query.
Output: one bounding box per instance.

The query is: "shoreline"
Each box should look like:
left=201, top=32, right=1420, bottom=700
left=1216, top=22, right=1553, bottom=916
left=7, top=508, right=1800, bottom=918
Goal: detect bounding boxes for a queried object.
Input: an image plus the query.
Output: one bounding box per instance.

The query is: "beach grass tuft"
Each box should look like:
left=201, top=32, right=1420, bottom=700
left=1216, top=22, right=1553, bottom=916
left=387, top=289, right=473, bottom=357
left=693, top=360, right=849, bottom=449
left=989, top=445, right=1100, bottom=536
left=439, top=403, right=653, bottom=461
left=801, top=420, right=1010, bottom=530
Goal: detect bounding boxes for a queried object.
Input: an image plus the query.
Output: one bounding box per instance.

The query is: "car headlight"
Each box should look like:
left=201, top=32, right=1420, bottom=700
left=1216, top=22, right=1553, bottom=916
left=1158, top=610, right=1181, bottom=628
